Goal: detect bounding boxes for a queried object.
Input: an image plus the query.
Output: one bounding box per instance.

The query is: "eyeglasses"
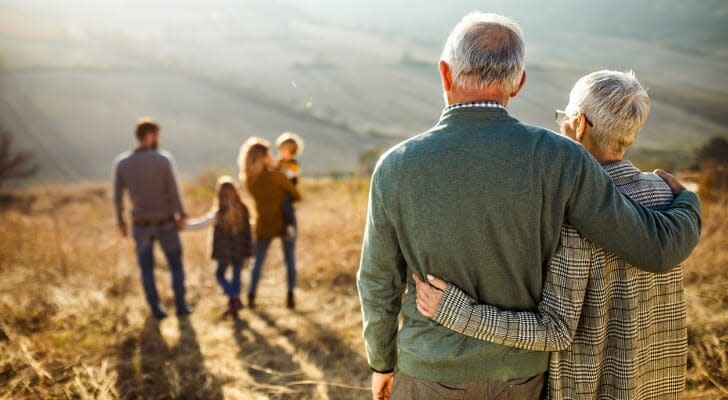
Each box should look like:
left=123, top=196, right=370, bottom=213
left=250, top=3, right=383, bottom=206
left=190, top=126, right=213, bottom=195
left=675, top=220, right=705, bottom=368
left=554, top=109, right=594, bottom=127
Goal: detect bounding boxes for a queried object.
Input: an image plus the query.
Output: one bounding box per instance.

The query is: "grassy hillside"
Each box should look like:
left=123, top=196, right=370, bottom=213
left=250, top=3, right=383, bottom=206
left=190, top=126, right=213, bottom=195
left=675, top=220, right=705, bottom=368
left=0, top=1, right=726, bottom=182
left=0, top=173, right=726, bottom=399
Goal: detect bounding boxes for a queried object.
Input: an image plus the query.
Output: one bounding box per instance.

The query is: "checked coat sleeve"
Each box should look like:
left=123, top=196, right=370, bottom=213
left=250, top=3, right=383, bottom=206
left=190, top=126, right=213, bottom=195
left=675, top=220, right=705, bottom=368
left=432, top=224, right=594, bottom=351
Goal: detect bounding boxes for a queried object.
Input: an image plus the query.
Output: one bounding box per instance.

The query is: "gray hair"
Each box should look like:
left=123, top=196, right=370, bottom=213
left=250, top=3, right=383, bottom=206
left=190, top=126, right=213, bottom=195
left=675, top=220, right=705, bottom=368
left=565, top=70, right=650, bottom=153
left=441, top=12, right=525, bottom=93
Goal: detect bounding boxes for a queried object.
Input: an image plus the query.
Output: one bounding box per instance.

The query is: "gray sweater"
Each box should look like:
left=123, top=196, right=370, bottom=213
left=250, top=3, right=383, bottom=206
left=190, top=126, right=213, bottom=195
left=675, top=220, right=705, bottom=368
left=357, top=105, right=701, bottom=383
left=113, top=149, right=186, bottom=225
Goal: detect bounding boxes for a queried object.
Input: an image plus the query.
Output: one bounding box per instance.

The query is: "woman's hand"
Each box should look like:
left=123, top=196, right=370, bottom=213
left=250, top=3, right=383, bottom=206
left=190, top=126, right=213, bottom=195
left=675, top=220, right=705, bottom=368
left=413, top=273, right=448, bottom=319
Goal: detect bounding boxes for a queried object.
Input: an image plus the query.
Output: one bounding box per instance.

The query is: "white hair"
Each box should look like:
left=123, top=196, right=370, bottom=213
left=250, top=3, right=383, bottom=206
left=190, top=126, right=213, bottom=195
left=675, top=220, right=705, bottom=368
left=565, top=70, right=650, bottom=153
left=441, top=12, right=525, bottom=93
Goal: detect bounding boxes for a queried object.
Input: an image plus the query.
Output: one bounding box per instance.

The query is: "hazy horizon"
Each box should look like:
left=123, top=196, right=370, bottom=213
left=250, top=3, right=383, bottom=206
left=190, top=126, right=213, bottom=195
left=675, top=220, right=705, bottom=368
left=0, top=0, right=726, bottom=182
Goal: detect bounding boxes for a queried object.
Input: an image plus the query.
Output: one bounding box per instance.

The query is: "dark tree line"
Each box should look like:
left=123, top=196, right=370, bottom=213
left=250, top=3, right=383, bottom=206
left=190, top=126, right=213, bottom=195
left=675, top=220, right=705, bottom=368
left=695, top=136, right=728, bottom=167
left=0, top=130, right=38, bottom=189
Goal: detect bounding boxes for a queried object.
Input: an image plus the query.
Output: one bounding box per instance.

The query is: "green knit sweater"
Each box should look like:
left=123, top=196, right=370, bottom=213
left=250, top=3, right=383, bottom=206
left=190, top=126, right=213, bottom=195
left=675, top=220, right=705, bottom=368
left=357, top=105, right=701, bottom=383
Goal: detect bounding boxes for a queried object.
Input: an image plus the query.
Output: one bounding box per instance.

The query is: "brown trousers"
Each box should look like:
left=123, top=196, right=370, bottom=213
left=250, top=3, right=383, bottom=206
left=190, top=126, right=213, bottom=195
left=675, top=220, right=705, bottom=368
left=391, top=371, right=545, bottom=400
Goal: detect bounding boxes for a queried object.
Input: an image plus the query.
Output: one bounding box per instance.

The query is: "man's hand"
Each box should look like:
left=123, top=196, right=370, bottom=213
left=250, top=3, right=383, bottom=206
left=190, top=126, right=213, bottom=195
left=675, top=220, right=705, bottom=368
left=176, top=217, right=187, bottom=232
left=118, top=222, right=128, bottom=238
left=654, top=169, right=686, bottom=195
left=371, top=372, right=394, bottom=400
left=413, top=274, right=447, bottom=319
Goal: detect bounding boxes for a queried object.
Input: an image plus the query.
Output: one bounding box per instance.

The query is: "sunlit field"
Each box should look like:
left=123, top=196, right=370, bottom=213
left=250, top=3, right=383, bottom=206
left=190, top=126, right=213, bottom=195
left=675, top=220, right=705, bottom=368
left=0, top=175, right=370, bottom=399
left=0, top=169, right=726, bottom=399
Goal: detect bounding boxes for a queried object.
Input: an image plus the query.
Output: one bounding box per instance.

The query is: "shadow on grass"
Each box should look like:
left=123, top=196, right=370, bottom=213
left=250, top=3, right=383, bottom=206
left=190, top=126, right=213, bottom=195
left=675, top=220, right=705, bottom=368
left=252, top=309, right=369, bottom=399
left=115, top=316, right=224, bottom=399
left=232, top=317, right=315, bottom=399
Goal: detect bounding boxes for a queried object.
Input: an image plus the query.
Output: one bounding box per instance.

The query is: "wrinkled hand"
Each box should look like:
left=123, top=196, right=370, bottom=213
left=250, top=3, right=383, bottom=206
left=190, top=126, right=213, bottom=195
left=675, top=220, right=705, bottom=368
left=372, top=372, right=393, bottom=400
left=654, top=169, right=686, bottom=195
left=118, top=222, right=128, bottom=238
left=413, top=274, right=447, bottom=319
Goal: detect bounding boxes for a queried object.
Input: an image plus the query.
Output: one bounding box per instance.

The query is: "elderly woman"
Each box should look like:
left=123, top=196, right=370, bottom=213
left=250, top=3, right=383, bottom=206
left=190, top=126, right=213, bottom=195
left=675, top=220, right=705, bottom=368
left=239, top=137, right=301, bottom=309
left=415, top=70, right=688, bottom=400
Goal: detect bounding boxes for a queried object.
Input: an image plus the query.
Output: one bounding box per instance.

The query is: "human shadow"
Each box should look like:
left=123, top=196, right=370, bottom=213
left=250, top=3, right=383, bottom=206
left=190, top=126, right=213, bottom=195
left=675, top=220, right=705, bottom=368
left=116, top=316, right=172, bottom=399
left=252, top=309, right=369, bottom=399
left=176, top=315, right=224, bottom=399
left=231, top=317, right=315, bottom=399
left=115, top=316, right=224, bottom=400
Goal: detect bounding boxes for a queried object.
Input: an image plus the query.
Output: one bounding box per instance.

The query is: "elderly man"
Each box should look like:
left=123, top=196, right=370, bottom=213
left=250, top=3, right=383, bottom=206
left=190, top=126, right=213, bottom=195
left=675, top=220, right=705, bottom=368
left=356, top=13, right=701, bottom=400
left=113, top=118, right=192, bottom=319
left=415, top=70, right=690, bottom=399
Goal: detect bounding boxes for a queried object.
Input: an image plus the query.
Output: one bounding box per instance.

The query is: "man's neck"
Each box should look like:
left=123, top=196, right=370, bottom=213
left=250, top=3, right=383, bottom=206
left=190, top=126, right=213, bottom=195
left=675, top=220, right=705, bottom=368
left=446, top=89, right=510, bottom=108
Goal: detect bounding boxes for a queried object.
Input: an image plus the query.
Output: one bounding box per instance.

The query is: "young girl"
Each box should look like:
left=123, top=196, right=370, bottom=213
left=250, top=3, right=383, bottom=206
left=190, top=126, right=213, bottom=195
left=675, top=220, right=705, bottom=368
left=238, top=137, right=301, bottom=309
left=187, top=176, right=252, bottom=318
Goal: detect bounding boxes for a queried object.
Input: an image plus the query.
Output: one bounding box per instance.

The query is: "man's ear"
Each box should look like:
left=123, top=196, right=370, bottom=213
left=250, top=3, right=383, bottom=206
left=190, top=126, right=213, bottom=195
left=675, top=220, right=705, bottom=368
left=510, top=70, right=527, bottom=98
left=439, top=60, right=453, bottom=92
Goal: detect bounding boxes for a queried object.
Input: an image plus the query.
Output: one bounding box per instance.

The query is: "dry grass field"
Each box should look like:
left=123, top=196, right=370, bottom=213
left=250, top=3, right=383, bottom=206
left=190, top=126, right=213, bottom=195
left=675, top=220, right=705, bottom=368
left=0, top=171, right=726, bottom=399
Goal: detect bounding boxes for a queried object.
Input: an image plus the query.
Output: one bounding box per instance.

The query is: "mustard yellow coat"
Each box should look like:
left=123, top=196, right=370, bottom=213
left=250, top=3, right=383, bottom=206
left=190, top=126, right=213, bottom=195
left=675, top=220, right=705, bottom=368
left=247, top=168, right=301, bottom=241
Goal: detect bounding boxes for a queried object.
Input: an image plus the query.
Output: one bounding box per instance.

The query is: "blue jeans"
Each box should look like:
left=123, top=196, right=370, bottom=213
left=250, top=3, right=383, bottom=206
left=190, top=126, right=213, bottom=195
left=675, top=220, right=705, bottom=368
left=249, top=238, right=296, bottom=296
left=132, top=222, right=187, bottom=311
left=216, top=261, right=244, bottom=297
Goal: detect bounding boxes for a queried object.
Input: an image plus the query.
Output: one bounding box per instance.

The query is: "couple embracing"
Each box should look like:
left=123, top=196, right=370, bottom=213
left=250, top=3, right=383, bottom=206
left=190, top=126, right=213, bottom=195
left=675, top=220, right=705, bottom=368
left=113, top=122, right=302, bottom=320
left=357, top=12, right=701, bottom=400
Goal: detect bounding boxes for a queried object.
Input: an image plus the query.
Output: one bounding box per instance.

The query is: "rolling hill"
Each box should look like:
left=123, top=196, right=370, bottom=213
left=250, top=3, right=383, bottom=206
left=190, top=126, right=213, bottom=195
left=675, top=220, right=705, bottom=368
left=0, top=0, right=726, bottom=182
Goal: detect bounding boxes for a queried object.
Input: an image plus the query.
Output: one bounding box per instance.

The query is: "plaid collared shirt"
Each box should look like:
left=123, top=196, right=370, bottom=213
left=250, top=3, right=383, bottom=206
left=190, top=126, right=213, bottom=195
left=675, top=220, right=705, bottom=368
left=433, top=160, right=687, bottom=399
left=444, top=101, right=506, bottom=113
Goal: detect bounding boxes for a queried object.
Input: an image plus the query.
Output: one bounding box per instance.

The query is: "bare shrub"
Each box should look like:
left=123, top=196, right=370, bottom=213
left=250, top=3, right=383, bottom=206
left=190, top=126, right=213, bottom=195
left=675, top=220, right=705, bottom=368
left=0, top=130, right=38, bottom=188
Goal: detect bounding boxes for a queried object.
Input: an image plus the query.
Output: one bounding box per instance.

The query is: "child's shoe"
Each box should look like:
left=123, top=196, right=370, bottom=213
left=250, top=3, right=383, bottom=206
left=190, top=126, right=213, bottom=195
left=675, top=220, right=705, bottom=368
left=223, top=297, right=239, bottom=319
left=233, top=297, right=244, bottom=310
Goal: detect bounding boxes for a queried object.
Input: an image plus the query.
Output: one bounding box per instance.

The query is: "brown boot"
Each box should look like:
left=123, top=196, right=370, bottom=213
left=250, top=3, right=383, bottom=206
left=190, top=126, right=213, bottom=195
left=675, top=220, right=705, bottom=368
left=286, top=291, right=295, bottom=309
left=247, top=294, right=255, bottom=310
left=233, top=297, right=243, bottom=310
left=222, top=297, right=236, bottom=319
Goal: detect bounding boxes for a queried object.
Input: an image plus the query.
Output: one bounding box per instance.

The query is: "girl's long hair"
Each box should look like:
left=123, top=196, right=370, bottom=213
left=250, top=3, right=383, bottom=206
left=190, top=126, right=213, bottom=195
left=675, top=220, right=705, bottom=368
left=238, top=137, right=271, bottom=187
left=212, top=176, right=248, bottom=234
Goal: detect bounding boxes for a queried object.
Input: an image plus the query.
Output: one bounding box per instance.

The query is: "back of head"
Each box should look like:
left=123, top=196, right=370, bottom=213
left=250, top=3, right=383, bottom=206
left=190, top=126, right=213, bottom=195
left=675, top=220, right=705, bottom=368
left=214, top=176, right=247, bottom=232
left=441, top=12, right=525, bottom=93
left=275, top=132, right=304, bottom=157
left=214, top=175, right=241, bottom=203
left=238, top=137, right=271, bottom=185
left=135, top=117, right=160, bottom=141
left=566, top=70, right=650, bottom=153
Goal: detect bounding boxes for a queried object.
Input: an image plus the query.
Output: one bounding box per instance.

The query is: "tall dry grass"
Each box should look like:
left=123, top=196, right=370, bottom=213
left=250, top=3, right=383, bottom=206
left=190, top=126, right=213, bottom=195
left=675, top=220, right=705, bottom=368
left=0, top=173, right=725, bottom=399
left=0, top=176, right=370, bottom=399
left=681, top=167, right=728, bottom=399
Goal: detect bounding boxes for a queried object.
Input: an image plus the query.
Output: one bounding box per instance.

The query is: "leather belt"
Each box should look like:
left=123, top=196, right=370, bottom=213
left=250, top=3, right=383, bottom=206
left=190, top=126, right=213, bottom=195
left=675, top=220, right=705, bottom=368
left=133, top=216, right=175, bottom=227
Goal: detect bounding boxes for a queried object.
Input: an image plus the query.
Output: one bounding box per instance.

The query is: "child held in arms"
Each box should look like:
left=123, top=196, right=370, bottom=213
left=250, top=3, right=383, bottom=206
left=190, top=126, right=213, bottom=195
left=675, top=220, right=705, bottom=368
left=275, top=132, right=303, bottom=239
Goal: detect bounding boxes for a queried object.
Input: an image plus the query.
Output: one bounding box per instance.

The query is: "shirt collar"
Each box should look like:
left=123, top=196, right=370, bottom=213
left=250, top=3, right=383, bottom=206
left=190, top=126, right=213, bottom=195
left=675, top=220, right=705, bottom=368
left=602, top=160, right=641, bottom=180
left=444, top=101, right=507, bottom=113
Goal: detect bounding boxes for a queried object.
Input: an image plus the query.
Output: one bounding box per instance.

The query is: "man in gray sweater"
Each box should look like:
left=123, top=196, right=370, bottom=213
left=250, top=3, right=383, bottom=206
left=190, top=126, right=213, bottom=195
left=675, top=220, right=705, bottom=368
left=113, top=118, right=191, bottom=319
left=357, top=12, right=701, bottom=400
